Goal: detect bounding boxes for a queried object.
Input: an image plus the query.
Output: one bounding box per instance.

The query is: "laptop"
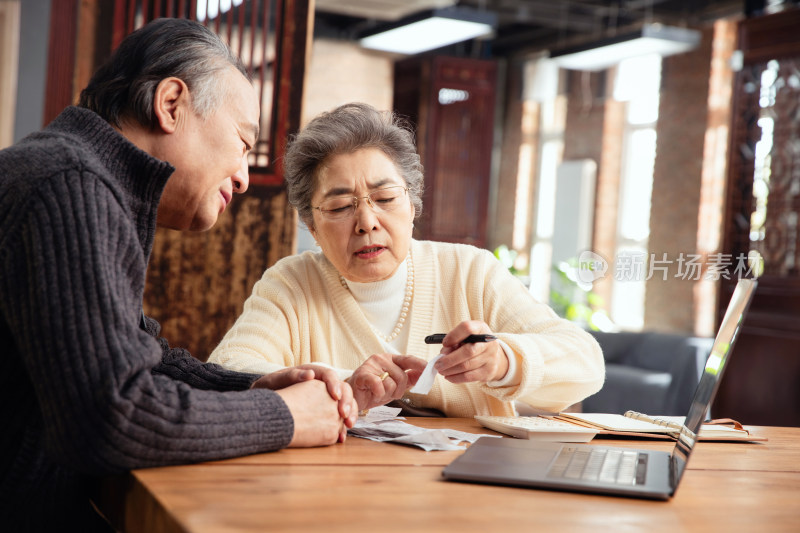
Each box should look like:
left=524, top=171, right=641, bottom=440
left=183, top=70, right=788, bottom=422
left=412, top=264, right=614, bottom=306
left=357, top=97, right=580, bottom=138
left=442, top=278, right=757, bottom=500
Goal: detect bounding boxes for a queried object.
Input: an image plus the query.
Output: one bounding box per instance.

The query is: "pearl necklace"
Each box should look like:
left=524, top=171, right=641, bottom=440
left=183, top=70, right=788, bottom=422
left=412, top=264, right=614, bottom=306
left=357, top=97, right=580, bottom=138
left=340, top=254, right=414, bottom=342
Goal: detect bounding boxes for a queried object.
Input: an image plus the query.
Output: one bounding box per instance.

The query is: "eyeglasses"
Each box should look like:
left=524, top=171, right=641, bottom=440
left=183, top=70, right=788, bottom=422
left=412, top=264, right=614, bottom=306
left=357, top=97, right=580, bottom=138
left=312, top=186, right=409, bottom=220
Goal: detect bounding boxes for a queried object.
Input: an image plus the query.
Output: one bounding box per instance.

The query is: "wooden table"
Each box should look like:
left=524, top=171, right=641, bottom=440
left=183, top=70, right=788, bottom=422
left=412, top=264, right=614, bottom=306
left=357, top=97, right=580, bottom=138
left=94, top=419, right=800, bottom=533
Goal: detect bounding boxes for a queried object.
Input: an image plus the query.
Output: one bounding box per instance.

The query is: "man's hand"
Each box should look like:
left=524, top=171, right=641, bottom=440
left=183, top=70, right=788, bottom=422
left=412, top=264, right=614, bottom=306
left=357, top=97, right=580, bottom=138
left=347, top=354, right=427, bottom=411
left=274, top=380, right=352, bottom=447
left=251, top=364, right=357, bottom=430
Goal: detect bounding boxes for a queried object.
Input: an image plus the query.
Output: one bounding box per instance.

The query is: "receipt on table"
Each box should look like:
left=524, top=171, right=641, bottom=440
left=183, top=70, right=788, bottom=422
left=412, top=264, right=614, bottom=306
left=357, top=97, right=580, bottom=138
left=409, top=352, right=445, bottom=394
left=348, top=416, right=498, bottom=451
left=387, top=430, right=464, bottom=451
left=362, top=405, right=402, bottom=423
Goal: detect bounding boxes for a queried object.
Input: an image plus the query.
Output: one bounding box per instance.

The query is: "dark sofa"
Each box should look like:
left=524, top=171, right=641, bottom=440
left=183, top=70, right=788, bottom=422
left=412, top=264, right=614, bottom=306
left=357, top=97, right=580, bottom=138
left=582, top=331, right=713, bottom=415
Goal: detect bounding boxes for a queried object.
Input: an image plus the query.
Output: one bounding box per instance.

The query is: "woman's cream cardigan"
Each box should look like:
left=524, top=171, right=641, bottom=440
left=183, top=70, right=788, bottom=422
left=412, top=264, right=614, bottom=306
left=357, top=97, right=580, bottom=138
left=209, top=240, right=604, bottom=417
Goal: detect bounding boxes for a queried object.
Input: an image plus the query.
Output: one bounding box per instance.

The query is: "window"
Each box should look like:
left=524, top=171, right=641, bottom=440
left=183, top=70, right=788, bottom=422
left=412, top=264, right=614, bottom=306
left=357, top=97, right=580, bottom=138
left=611, top=54, right=662, bottom=329
left=528, top=59, right=566, bottom=303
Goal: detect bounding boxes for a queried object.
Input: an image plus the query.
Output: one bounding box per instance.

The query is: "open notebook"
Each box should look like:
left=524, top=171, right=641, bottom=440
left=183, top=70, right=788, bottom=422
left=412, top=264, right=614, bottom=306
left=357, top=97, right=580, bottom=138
left=443, top=278, right=758, bottom=500
left=552, top=410, right=764, bottom=441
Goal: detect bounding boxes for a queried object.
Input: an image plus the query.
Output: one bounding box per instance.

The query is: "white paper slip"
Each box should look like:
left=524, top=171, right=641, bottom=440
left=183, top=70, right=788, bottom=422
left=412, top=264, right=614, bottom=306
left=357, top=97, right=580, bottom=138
left=361, top=405, right=403, bottom=423
left=409, top=353, right=445, bottom=394
left=387, top=430, right=465, bottom=451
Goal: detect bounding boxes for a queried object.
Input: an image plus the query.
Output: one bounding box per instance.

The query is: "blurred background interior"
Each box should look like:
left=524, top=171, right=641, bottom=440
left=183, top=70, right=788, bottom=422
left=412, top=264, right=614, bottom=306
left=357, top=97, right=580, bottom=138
left=1, top=0, right=798, bottom=424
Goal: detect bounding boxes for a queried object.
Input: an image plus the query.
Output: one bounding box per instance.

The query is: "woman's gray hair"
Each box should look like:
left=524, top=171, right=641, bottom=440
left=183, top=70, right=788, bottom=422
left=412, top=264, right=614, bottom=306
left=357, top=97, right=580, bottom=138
left=79, top=18, right=248, bottom=128
left=283, top=102, right=424, bottom=229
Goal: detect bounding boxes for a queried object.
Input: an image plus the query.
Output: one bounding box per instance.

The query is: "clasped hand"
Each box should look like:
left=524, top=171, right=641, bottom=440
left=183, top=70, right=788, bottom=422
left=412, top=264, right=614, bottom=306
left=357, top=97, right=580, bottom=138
left=251, top=364, right=358, bottom=447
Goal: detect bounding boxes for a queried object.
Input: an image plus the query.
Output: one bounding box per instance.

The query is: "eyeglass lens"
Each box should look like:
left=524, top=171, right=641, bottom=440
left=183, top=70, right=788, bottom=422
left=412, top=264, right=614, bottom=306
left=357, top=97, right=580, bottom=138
left=317, top=186, right=407, bottom=219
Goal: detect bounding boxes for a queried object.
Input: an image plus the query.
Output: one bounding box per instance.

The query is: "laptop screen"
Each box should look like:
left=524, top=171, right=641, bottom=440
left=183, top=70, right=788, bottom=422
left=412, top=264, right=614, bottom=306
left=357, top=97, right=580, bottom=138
left=669, top=278, right=757, bottom=488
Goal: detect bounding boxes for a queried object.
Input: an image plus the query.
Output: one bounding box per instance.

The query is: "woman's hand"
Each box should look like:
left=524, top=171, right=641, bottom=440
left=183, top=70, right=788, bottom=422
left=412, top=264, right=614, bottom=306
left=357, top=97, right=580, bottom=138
left=251, top=364, right=358, bottom=434
left=434, top=321, right=508, bottom=384
left=347, top=354, right=427, bottom=410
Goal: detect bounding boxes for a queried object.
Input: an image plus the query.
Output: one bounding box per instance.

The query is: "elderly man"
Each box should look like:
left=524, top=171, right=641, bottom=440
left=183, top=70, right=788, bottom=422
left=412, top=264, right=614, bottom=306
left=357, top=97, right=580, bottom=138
left=0, top=18, right=356, bottom=531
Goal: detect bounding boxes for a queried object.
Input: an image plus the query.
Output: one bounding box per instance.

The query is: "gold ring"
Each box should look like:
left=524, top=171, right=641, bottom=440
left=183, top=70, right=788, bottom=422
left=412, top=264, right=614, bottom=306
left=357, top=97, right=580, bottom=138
left=379, top=371, right=390, bottom=381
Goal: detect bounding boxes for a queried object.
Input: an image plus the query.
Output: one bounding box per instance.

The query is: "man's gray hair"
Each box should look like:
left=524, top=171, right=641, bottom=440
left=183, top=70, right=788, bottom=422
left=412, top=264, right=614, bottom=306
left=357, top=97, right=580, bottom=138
left=79, top=18, right=248, bottom=128
left=283, top=102, right=424, bottom=229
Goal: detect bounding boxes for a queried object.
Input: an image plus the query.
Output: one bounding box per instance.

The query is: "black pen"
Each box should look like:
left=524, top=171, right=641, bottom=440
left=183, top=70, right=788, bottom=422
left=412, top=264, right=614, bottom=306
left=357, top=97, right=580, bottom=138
left=424, top=333, right=498, bottom=344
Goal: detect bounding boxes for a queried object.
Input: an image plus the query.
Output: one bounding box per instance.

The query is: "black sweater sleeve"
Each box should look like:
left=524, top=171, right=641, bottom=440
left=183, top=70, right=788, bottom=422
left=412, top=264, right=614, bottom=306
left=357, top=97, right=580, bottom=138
left=0, top=171, right=293, bottom=476
left=145, top=315, right=261, bottom=391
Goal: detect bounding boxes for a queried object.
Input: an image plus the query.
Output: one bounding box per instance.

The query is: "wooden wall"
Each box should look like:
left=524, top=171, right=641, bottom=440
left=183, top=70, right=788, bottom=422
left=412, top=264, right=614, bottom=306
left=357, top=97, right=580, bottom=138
left=145, top=188, right=296, bottom=361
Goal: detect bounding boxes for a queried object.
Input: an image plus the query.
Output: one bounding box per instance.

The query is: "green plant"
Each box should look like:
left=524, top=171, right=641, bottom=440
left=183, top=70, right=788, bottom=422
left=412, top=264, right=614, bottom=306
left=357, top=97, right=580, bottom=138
left=549, top=259, right=612, bottom=331
left=493, top=244, right=523, bottom=276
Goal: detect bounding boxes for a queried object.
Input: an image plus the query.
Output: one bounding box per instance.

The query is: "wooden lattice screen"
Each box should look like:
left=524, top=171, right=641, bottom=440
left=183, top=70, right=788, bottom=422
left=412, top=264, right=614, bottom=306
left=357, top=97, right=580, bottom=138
left=725, top=56, right=800, bottom=279
left=715, top=7, right=800, bottom=426
left=110, top=0, right=308, bottom=185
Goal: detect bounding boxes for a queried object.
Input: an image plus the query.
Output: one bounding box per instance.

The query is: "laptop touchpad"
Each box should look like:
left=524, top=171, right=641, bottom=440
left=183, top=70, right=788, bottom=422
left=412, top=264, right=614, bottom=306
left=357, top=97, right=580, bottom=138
left=453, top=438, right=561, bottom=477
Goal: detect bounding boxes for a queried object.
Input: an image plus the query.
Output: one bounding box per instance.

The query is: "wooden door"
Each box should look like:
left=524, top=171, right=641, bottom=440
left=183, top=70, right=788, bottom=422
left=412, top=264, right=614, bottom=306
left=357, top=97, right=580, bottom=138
left=394, top=56, right=497, bottom=248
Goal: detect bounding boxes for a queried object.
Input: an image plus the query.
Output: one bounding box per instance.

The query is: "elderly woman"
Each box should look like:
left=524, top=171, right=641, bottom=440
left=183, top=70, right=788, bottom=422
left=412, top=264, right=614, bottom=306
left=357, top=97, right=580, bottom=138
left=208, top=102, right=604, bottom=417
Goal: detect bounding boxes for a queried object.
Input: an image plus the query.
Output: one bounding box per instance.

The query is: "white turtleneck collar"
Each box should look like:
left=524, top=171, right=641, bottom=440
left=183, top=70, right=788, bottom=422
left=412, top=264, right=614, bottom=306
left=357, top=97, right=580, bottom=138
left=341, top=257, right=410, bottom=352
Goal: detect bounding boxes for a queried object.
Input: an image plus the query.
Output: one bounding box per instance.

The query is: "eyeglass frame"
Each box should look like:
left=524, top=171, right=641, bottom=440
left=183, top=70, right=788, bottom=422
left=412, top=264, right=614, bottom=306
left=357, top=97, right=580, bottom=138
left=311, top=185, right=410, bottom=220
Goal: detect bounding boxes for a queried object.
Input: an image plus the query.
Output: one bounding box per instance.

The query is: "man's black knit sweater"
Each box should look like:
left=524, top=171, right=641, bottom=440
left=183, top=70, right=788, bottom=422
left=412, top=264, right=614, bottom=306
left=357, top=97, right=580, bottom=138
left=0, top=107, right=294, bottom=530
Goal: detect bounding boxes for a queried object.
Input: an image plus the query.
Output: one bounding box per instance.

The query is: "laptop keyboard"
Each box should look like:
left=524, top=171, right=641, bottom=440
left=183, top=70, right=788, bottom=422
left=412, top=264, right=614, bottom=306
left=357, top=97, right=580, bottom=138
left=547, top=446, right=648, bottom=485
